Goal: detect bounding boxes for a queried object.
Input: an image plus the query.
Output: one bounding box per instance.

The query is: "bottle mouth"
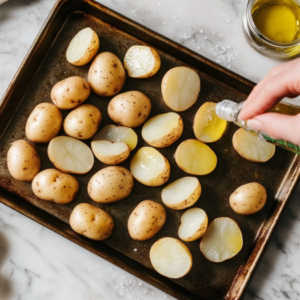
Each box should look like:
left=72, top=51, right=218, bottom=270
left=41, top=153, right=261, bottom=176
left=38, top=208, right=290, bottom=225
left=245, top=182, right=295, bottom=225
left=216, top=100, right=237, bottom=122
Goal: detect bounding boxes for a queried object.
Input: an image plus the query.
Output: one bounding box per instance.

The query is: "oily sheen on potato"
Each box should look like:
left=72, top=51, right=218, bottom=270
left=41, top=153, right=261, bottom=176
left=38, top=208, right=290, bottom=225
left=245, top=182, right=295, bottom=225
left=51, top=76, right=90, bottom=110
left=88, top=52, right=125, bottom=97
left=124, top=45, right=161, bottom=78
left=130, top=147, right=170, bottom=186
left=178, top=208, right=208, bottom=242
left=161, top=177, right=201, bottom=210
left=69, top=203, right=114, bottom=241
left=63, top=104, right=101, bottom=140
left=161, top=66, right=200, bottom=112
left=66, top=27, right=99, bottom=66
left=200, top=217, right=243, bottom=263
left=92, top=125, right=138, bottom=151
left=128, top=200, right=166, bottom=241
left=48, top=136, right=94, bottom=174
left=142, top=112, right=183, bottom=148
left=7, top=140, right=41, bottom=182
left=175, top=139, right=217, bottom=175
left=25, top=103, right=63, bottom=143
left=88, top=166, right=134, bottom=203
left=108, top=91, right=151, bottom=128
left=150, top=237, right=193, bottom=279
left=32, top=169, right=79, bottom=204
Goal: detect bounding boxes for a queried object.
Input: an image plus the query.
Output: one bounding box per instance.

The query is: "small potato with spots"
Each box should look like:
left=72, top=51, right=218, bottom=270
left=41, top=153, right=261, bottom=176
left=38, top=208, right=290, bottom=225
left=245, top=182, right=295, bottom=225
left=51, top=76, right=90, bottom=110
left=7, top=140, right=41, bottom=181
left=88, top=166, right=134, bottom=203
left=25, top=103, right=63, bottom=143
left=230, top=182, right=267, bottom=215
left=88, top=52, right=126, bottom=97
left=32, top=169, right=79, bottom=204
left=63, top=104, right=101, bottom=140
left=108, top=91, right=151, bottom=128
left=69, top=203, right=114, bottom=241
left=128, top=200, right=166, bottom=241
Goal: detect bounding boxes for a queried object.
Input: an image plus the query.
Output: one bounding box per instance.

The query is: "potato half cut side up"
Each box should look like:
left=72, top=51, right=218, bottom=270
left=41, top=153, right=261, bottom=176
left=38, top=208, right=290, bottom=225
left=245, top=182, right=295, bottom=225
left=48, top=136, right=94, bottom=174
left=66, top=27, right=99, bottom=66
left=200, top=217, right=243, bottom=263
left=150, top=237, right=193, bottom=278
left=161, top=177, right=201, bottom=210
left=233, top=128, right=275, bottom=162
left=124, top=45, right=161, bottom=78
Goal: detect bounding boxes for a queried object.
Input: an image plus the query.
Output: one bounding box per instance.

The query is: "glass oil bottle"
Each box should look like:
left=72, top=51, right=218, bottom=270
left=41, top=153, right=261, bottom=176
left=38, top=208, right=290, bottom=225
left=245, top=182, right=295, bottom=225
left=216, top=100, right=300, bottom=154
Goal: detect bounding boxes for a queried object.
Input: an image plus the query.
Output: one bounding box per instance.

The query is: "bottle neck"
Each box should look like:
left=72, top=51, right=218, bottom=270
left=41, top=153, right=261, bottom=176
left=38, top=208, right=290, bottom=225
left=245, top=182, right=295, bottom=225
left=215, top=100, right=245, bottom=122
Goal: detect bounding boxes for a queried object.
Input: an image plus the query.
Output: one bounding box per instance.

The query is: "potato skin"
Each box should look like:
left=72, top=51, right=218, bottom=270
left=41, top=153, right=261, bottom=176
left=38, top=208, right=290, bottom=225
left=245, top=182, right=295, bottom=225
left=25, top=103, right=63, bottom=143
left=88, top=52, right=125, bottom=97
left=69, top=203, right=114, bottom=241
left=32, top=169, right=79, bottom=204
left=108, top=91, right=151, bottom=128
left=51, top=76, right=90, bottom=110
left=230, top=182, right=267, bottom=215
left=88, top=166, right=134, bottom=203
left=7, top=140, right=41, bottom=181
left=63, top=104, right=101, bottom=140
left=128, top=200, right=166, bottom=241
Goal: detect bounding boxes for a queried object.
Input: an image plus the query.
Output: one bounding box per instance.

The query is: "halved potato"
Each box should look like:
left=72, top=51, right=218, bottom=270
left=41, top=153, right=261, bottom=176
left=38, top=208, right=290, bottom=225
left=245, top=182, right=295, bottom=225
left=161, top=66, right=200, bottom=112
left=200, top=217, right=243, bottom=263
left=193, top=102, right=227, bottom=143
left=91, top=140, right=130, bottom=165
left=142, top=112, right=183, bottom=148
left=66, top=27, right=99, bottom=66
left=150, top=237, right=193, bottom=279
left=233, top=128, right=276, bottom=162
left=130, top=147, right=170, bottom=186
left=175, top=139, right=217, bottom=175
left=124, top=45, right=161, bottom=78
left=161, top=177, right=201, bottom=210
left=92, top=125, right=138, bottom=151
left=48, top=136, right=94, bottom=174
left=178, top=208, right=208, bottom=242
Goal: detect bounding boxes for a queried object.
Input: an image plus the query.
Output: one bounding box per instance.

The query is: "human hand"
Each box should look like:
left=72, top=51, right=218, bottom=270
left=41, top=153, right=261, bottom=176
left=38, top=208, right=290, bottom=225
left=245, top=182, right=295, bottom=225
left=239, top=58, right=300, bottom=146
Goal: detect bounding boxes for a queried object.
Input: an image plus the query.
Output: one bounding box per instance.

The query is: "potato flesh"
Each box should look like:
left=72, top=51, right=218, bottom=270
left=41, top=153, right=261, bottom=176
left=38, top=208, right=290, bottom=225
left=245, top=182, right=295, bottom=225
left=178, top=208, right=207, bottom=241
left=124, top=46, right=155, bottom=77
left=48, top=136, right=94, bottom=174
left=92, top=140, right=128, bottom=156
left=66, top=28, right=94, bottom=63
left=150, top=237, right=192, bottom=278
left=130, top=147, right=165, bottom=182
left=142, top=112, right=181, bottom=143
left=92, top=125, right=137, bottom=151
left=194, top=102, right=227, bottom=143
left=162, top=177, right=199, bottom=206
left=175, top=139, right=217, bottom=175
left=233, top=129, right=275, bottom=162
left=162, top=67, right=200, bottom=111
left=201, top=218, right=243, bottom=263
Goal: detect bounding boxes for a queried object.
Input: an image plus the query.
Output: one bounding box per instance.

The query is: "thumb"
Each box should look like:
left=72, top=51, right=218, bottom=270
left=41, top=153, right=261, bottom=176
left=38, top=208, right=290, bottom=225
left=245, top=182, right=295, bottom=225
left=246, top=113, right=300, bottom=146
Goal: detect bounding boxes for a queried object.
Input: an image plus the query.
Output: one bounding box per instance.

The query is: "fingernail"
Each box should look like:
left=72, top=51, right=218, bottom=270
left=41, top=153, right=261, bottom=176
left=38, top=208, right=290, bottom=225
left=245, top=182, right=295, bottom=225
left=247, top=119, right=264, bottom=132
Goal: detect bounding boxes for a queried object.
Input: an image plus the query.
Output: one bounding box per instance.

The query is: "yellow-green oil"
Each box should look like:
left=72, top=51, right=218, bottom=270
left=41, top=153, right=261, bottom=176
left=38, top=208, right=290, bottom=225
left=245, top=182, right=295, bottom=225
left=252, top=0, right=300, bottom=42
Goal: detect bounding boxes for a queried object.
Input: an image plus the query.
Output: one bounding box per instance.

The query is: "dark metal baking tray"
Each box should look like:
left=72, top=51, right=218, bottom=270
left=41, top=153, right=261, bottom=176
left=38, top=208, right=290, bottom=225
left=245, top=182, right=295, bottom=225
left=0, top=0, right=299, bottom=299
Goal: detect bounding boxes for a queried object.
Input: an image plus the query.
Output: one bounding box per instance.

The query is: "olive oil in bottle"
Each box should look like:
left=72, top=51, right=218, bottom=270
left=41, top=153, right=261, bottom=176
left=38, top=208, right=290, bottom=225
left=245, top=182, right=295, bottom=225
left=251, top=0, right=300, bottom=42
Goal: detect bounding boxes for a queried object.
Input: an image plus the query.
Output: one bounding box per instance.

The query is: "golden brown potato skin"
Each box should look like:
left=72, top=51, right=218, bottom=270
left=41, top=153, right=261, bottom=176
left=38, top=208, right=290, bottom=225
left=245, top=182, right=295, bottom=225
left=128, top=200, right=166, bottom=241
left=32, top=169, right=79, bottom=204
left=69, top=203, right=114, bottom=241
left=25, top=103, right=63, bottom=143
left=7, top=140, right=41, bottom=181
left=88, top=52, right=125, bottom=97
left=108, top=91, right=151, bottom=128
left=63, top=104, right=102, bottom=140
left=88, top=166, right=134, bottom=203
left=51, top=76, right=90, bottom=110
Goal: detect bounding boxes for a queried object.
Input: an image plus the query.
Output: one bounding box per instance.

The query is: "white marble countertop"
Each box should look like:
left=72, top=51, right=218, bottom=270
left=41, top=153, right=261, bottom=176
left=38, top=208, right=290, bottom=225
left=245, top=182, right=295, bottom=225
left=1, top=0, right=300, bottom=299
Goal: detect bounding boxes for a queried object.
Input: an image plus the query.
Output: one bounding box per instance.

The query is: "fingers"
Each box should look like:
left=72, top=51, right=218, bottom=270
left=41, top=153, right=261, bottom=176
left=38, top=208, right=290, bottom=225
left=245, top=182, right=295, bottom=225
left=247, top=112, right=300, bottom=146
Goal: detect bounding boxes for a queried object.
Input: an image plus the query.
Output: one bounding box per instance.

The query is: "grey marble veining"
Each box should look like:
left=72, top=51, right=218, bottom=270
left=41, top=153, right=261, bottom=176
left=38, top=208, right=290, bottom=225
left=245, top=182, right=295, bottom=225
left=0, top=0, right=300, bottom=299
